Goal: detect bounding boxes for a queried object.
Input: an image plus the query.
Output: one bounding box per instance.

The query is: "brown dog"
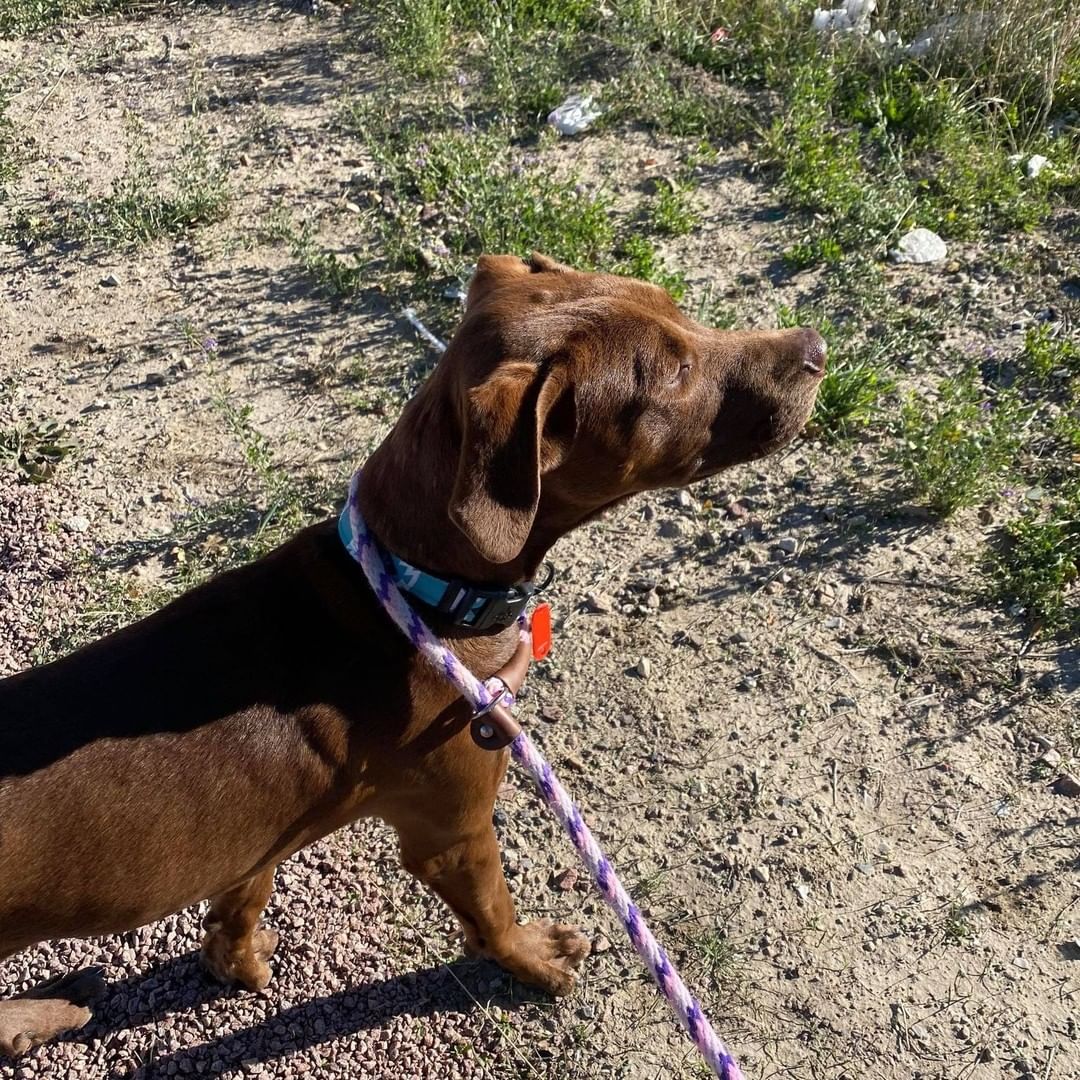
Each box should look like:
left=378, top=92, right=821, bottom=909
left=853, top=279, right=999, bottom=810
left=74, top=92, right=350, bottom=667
left=0, top=253, right=825, bottom=1056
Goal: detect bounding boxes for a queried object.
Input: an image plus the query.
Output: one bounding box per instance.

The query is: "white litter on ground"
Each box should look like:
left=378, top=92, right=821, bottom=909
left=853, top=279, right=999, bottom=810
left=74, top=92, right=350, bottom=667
left=547, top=93, right=602, bottom=136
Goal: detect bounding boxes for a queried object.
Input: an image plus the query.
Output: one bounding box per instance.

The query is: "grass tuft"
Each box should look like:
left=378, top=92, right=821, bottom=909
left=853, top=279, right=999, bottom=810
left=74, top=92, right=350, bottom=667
left=895, top=375, right=1026, bottom=517
left=81, top=123, right=229, bottom=247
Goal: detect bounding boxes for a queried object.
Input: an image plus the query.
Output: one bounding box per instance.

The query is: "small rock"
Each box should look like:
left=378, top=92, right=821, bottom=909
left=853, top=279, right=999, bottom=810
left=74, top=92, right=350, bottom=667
left=855, top=862, right=875, bottom=875
left=577, top=1003, right=596, bottom=1020
left=584, top=592, right=614, bottom=614
left=62, top=515, right=90, bottom=534
left=823, top=616, right=844, bottom=630
left=100, top=272, right=121, bottom=287
left=889, top=228, right=947, bottom=265
left=591, top=934, right=611, bottom=954
left=658, top=518, right=684, bottom=539
left=738, top=674, right=758, bottom=691
left=751, top=864, right=770, bottom=884
left=145, top=372, right=167, bottom=387
left=776, top=536, right=798, bottom=554
left=676, top=490, right=698, bottom=511
left=552, top=868, right=579, bottom=892
left=539, top=705, right=563, bottom=724
left=1011, top=955, right=1031, bottom=970
left=832, top=695, right=857, bottom=709
left=1051, top=772, right=1080, bottom=797
left=635, top=656, right=652, bottom=679
left=726, top=501, right=749, bottom=519
left=1036, top=748, right=1062, bottom=768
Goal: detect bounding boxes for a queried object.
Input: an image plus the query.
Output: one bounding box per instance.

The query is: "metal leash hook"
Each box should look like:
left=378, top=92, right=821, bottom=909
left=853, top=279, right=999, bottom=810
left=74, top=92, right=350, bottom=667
left=470, top=629, right=532, bottom=750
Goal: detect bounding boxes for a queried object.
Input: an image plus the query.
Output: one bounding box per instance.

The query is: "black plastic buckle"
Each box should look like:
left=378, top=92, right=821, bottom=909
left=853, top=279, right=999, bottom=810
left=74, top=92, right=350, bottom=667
left=437, top=581, right=531, bottom=630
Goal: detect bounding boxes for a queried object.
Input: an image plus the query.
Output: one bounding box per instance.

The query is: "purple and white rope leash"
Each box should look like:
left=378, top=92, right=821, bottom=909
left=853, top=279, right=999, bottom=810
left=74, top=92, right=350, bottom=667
left=344, top=474, right=743, bottom=1079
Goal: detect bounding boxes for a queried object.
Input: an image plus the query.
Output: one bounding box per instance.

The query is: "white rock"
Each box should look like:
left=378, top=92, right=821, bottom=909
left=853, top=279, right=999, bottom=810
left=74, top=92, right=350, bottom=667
left=889, top=228, right=947, bottom=265
left=1026, top=154, right=1050, bottom=178
left=62, top=515, right=90, bottom=533
left=635, top=656, right=652, bottom=679
left=547, top=94, right=602, bottom=136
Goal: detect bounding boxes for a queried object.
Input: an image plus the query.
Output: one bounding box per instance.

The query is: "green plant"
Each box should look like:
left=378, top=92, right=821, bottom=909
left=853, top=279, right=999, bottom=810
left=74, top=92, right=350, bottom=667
left=345, top=117, right=615, bottom=274
left=895, top=375, right=1027, bottom=517
left=0, top=84, right=14, bottom=194
left=81, top=123, right=229, bottom=246
left=991, top=490, right=1079, bottom=634
left=649, top=175, right=701, bottom=236
left=1022, top=323, right=1080, bottom=379
left=811, top=354, right=893, bottom=438
left=614, top=234, right=686, bottom=299
left=1, top=419, right=77, bottom=482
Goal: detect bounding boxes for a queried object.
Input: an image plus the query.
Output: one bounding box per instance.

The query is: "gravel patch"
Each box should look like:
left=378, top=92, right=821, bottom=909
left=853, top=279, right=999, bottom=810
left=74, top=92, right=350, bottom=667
left=0, top=475, right=91, bottom=676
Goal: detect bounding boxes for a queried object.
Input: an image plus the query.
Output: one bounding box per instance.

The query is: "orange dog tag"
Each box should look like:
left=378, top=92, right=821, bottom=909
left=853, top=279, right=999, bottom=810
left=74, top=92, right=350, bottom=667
left=531, top=603, right=553, bottom=661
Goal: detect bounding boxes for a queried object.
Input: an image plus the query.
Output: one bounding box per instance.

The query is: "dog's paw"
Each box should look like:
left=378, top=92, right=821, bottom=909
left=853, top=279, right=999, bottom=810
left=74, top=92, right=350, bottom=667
left=0, top=1000, right=92, bottom=1058
left=201, top=924, right=280, bottom=992
left=498, top=918, right=590, bottom=997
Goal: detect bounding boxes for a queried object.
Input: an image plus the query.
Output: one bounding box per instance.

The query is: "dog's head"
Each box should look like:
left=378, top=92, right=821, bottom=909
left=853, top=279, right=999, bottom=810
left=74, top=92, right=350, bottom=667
left=417, top=253, right=825, bottom=567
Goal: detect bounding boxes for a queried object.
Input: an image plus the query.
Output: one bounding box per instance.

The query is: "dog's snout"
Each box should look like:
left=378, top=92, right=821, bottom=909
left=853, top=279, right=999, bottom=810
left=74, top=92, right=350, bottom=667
left=794, top=328, right=827, bottom=376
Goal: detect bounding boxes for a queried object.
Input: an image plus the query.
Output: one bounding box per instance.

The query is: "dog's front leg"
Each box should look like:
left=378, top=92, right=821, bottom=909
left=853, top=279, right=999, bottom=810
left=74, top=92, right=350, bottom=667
left=393, top=782, right=589, bottom=996
left=200, top=867, right=280, bottom=991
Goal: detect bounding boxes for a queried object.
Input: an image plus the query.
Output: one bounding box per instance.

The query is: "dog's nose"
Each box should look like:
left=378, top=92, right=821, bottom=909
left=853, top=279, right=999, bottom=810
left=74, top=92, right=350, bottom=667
left=794, top=328, right=827, bottom=375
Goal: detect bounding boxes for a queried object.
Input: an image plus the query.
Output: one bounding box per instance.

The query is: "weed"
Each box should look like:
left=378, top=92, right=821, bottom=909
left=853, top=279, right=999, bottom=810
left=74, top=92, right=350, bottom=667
left=811, top=354, right=893, bottom=439
left=990, top=488, right=1079, bottom=634
left=614, top=235, right=686, bottom=300
left=0, top=83, right=14, bottom=194
left=1, top=418, right=78, bottom=482
left=696, top=930, right=743, bottom=986
left=691, top=283, right=738, bottom=330
left=344, top=113, right=615, bottom=275
left=1021, top=322, right=1080, bottom=380
left=649, top=175, right=701, bottom=237
left=895, top=375, right=1027, bottom=517
left=941, top=904, right=975, bottom=946
left=81, top=122, right=229, bottom=247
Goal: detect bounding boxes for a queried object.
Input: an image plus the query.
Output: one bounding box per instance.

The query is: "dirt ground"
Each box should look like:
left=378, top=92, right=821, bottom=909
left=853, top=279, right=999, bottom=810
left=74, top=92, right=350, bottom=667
left=1, top=4, right=1078, bottom=1079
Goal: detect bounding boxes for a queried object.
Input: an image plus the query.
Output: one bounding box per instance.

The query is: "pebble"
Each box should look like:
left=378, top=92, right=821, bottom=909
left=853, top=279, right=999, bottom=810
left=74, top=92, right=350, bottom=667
left=584, top=592, right=614, bottom=614
left=855, top=862, right=875, bottom=875
left=100, top=272, right=121, bottom=287
left=1051, top=772, right=1080, bottom=797
left=889, top=228, right=947, bottom=264
left=751, top=865, right=770, bottom=884
left=61, top=514, right=90, bottom=533
left=635, top=656, right=652, bottom=679
left=776, top=536, right=798, bottom=554
left=658, top=518, right=684, bottom=539
left=1035, top=748, right=1061, bottom=767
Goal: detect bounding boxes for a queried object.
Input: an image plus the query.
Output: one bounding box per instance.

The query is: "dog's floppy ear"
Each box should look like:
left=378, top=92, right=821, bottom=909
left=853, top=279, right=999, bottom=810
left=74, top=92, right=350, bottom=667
left=450, top=361, right=575, bottom=565
left=529, top=251, right=572, bottom=274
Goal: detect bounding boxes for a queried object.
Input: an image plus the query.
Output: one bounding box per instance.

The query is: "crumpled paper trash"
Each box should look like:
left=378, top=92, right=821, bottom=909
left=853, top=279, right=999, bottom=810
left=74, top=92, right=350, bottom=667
left=548, top=94, right=602, bottom=136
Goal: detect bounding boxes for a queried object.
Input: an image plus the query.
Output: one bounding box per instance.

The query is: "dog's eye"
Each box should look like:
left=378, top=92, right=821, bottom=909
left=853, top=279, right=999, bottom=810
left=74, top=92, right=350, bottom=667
left=674, top=357, right=693, bottom=382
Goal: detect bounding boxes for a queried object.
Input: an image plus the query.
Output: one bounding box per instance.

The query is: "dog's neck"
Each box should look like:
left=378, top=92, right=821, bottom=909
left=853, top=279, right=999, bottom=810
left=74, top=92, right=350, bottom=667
left=355, top=385, right=560, bottom=587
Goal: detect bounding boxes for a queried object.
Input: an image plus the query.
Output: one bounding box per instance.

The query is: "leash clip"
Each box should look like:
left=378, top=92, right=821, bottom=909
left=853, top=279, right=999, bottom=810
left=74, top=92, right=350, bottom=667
left=471, top=678, right=521, bottom=750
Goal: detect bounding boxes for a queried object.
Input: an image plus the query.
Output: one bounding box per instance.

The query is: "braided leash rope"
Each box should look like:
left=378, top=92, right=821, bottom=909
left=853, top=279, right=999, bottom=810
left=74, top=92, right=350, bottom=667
left=344, top=475, right=743, bottom=1079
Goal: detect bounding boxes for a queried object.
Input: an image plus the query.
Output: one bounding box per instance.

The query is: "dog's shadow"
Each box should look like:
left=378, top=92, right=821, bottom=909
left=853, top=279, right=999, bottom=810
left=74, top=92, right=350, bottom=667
left=72, top=950, right=533, bottom=1078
